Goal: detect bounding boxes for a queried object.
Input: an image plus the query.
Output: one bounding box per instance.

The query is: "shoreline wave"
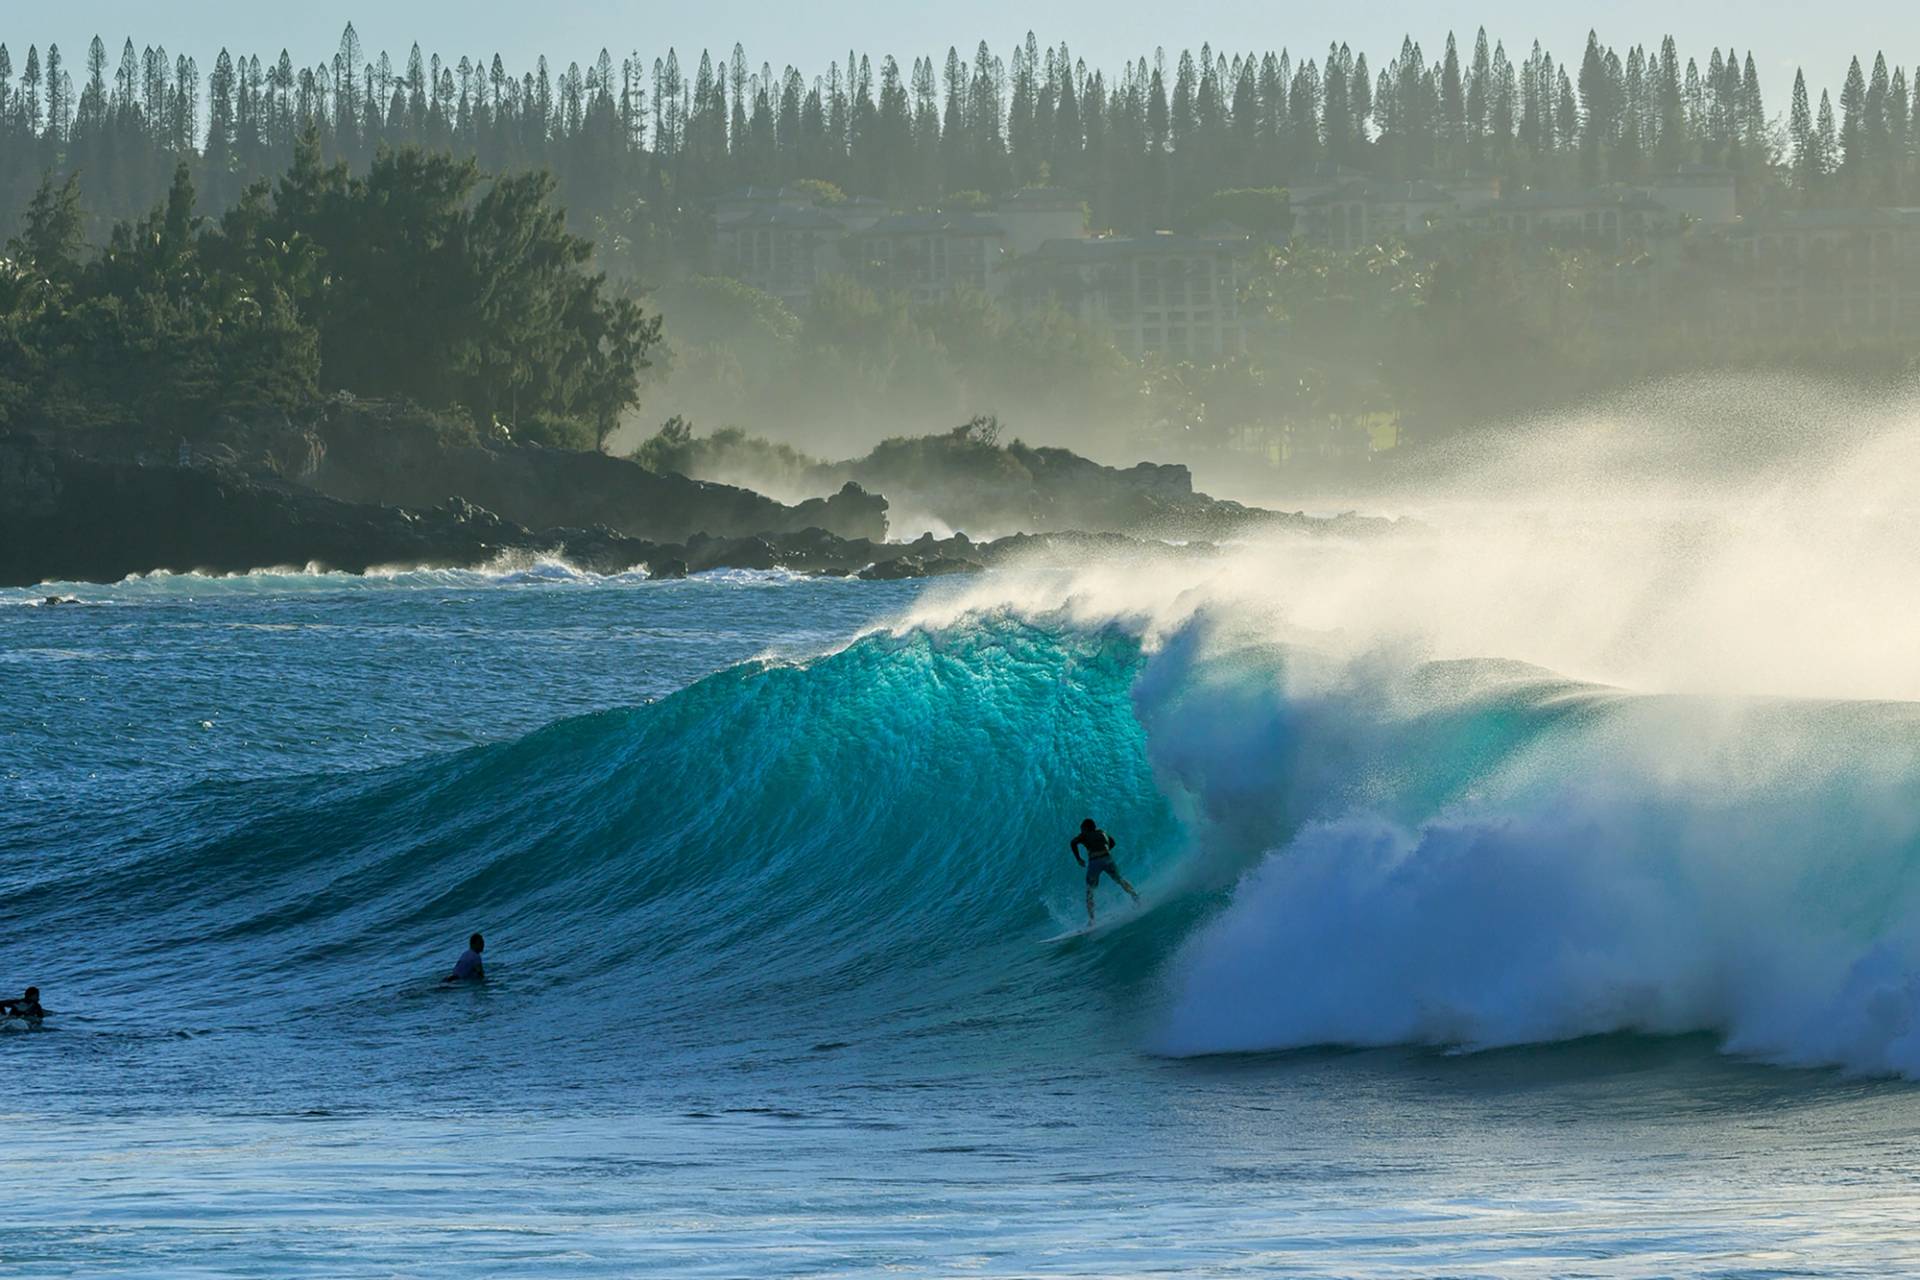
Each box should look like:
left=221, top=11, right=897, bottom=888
left=0, top=558, right=865, bottom=600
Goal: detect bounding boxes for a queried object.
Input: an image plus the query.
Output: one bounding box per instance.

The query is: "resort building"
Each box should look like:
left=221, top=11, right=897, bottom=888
left=844, top=212, right=1011, bottom=305
left=711, top=200, right=849, bottom=309
left=1293, top=179, right=1458, bottom=251
left=1721, top=208, right=1920, bottom=336
left=1010, top=233, right=1255, bottom=361
left=1470, top=187, right=1679, bottom=246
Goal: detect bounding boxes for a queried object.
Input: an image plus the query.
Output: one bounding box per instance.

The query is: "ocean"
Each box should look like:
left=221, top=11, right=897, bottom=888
left=5, top=534, right=1920, bottom=1277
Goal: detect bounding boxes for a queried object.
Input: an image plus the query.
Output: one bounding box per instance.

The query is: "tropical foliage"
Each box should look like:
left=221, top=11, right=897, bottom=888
left=0, top=135, right=660, bottom=442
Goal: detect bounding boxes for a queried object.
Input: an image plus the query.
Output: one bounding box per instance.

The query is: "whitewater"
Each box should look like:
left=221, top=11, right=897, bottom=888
left=8, top=396, right=1920, bottom=1275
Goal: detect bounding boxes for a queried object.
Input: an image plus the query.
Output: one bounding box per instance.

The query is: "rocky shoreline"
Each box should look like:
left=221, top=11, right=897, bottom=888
left=0, top=437, right=1242, bottom=588
left=1, top=409, right=1389, bottom=588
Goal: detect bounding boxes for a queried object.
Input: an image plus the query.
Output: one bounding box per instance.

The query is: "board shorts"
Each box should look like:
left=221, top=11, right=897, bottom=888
left=1086, top=854, right=1123, bottom=887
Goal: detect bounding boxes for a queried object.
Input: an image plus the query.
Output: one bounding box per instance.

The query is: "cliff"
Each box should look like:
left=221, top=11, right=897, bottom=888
left=0, top=439, right=631, bottom=585
left=302, top=401, right=890, bottom=544
left=0, top=438, right=1226, bottom=588
left=18, top=397, right=891, bottom=548
left=639, top=423, right=1325, bottom=540
left=843, top=438, right=1275, bottom=538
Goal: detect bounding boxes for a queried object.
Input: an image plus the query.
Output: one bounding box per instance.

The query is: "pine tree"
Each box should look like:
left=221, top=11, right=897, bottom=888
left=1682, top=57, right=1702, bottom=144
left=1351, top=52, right=1371, bottom=151
left=1440, top=33, right=1465, bottom=169
left=1654, top=37, right=1685, bottom=169
left=207, top=49, right=236, bottom=201
left=1577, top=31, right=1609, bottom=181
left=407, top=44, right=429, bottom=132
left=21, top=45, right=43, bottom=138
left=1321, top=43, right=1351, bottom=165
left=334, top=23, right=361, bottom=145
left=1839, top=56, right=1866, bottom=176
left=1740, top=54, right=1765, bottom=166
left=1556, top=67, right=1577, bottom=155
left=1009, top=32, right=1039, bottom=183
left=1489, top=42, right=1516, bottom=165
left=1790, top=70, right=1815, bottom=188
left=1891, top=68, right=1911, bottom=199
left=77, top=36, right=108, bottom=138
left=172, top=55, right=198, bottom=153
left=1057, top=46, right=1087, bottom=188
left=113, top=39, right=136, bottom=119
left=1518, top=42, right=1542, bottom=159
left=968, top=41, right=1007, bottom=192
left=46, top=43, right=70, bottom=146
left=1285, top=57, right=1318, bottom=173
left=937, top=47, right=967, bottom=192
left=1816, top=88, right=1838, bottom=177
left=1865, top=52, right=1891, bottom=190
left=1466, top=29, right=1490, bottom=167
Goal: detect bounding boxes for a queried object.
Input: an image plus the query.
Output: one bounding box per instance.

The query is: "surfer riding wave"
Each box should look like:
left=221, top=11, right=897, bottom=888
left=1071, top=818, right=1139, bottom=927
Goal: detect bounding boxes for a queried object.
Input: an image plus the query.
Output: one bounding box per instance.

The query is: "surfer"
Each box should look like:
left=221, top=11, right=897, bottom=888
left=1071, top=818, right=1139, bottom=926
left=1, top=987, right=45, bottom=1020
left=442, top=934, right=485, bottom=983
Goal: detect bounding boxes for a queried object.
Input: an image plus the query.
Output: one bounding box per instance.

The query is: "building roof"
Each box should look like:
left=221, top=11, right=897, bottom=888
left=999, top=186, right=1085, bottom=211
left=1291, top=161, right=1371, bottom=183
left=720, top=205, right=847, bottom=231
left=715, top=185, right=794, bottom=202
left=1488, top=187, right=1667, bottom=212
left=1651, top=164, right=1736, bottom=187
left=863, top=211, right=1007, bottom=236
left=1021, top=232, right=1255, bottom=263
left=1727, top=207, right=1920, bottom=234
left=1297, top=178, right=1455, bottom=206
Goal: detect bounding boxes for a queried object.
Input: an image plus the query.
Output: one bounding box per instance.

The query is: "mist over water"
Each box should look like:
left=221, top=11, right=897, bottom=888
left=1052, top=374, right=1920, bottom=702
left=888, top=379, right=1920, bottom=1073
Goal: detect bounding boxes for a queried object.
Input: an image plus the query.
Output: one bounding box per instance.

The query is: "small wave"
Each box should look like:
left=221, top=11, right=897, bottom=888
left=5, top=557, right=878, bottom=600
left=0, top=592, right=84, bottom=609
left=688, top=567, right=817, bottom=586
left=9, top=554, right=664, bottom=598
left=0, top=646, right=113, bottom=663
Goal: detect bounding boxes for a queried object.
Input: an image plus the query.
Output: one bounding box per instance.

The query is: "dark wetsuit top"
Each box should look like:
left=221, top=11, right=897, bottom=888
left=1072, top=831, right=1116, bottom=864
left=2, top=999, right=45, bottom=1019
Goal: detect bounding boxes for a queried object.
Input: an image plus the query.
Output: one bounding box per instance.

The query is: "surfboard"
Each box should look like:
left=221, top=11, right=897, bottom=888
left=1043, top=900, right=1144, bottom=944
left=1042, top=926, right=1095, bottom=944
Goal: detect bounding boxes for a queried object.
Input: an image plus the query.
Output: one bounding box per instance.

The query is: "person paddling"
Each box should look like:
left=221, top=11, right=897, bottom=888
left=443, top=934, right=486, bottom=983
left=1070, top=818, right=1139, bottom=927
left=1, top=987, right=46, bottom=1020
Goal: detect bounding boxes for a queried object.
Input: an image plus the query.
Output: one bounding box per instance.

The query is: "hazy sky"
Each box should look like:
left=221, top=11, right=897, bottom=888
left=16, top=2, right=1916, bottom=101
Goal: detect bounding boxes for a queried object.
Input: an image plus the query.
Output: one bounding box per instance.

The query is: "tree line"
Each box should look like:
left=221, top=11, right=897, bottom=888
left=4, top=25, right=1920, bottom=258
left=0, top=138, right=658, bottom=444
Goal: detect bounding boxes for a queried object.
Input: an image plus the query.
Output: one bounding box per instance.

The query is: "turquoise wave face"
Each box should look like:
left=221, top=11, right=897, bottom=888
left=3, top=620, right=1189, bottom=1063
